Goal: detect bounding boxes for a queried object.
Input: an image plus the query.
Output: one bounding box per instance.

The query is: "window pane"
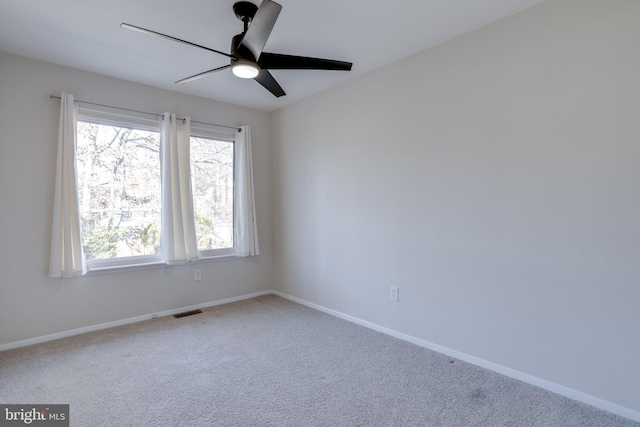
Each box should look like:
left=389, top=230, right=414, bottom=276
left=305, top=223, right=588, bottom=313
left=76, top=121, right=161, bottom=260
left=190, top=137, right=234, bottom=251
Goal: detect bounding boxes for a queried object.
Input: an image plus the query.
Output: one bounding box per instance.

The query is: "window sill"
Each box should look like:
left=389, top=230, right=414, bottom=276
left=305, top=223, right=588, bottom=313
left=85, top=253, right=239, bottom=276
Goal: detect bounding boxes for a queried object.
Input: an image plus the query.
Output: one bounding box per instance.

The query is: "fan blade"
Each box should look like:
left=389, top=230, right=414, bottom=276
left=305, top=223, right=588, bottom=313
left=254, top=70, right=286, bottom=97
left=176, top=65, right=231, bottom=84
left=259, top=52, right=352, bottom=71
left=121, top=23, right=235, bottom=59
left=240, top=0, right=282, bottom=61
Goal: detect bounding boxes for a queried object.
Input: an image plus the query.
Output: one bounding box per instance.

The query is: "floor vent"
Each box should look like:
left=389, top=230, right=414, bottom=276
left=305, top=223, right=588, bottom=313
left=173, top=309, right=203, bottom=319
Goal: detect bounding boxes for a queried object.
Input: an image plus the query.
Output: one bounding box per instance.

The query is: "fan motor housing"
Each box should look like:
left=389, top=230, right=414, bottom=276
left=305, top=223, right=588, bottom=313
left=231, top=33, right=256, bottom=62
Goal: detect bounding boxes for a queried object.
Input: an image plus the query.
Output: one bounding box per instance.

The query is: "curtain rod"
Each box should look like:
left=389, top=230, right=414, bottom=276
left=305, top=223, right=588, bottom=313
left=48, top=94, right=239, bottom=131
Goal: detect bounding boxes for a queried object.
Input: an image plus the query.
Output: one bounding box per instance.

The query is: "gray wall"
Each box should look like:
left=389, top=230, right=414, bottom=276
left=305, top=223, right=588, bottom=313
left=0, top=52, right=273, bottom=345
left=272, top=0, right=640, bottom=413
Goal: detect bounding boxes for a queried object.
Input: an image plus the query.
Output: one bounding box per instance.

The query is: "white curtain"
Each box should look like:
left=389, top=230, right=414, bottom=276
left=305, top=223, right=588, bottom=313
left=160, top=113, right=198, bottom=264
left=49, top=93, right=86, bottom=278
left=235, top=125, right=260, bottom=257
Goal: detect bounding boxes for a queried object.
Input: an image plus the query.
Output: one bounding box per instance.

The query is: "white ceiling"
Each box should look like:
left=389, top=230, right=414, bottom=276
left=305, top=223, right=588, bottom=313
left=0, top=0, right=545, bottom=111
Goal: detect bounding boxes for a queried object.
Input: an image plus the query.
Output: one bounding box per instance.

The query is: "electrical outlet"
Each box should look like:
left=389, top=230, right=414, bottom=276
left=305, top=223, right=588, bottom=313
left=194, top=269, right=202, bottom=281
left=390, top=286, right=399, bottom=302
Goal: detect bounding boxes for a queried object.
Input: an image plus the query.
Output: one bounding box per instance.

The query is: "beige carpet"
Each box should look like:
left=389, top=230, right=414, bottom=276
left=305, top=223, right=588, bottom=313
left=0, top=295, right=637, bottom=426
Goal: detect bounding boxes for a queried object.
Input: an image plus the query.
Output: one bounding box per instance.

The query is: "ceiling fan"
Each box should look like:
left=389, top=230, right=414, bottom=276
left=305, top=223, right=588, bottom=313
left=121, top=0, right=353, bottom=98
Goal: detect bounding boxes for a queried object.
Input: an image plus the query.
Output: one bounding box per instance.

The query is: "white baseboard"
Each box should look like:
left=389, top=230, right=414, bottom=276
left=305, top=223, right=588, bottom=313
left=0, top=290, right=271, bottom=352
left=271, top=290, right=640, bottom=424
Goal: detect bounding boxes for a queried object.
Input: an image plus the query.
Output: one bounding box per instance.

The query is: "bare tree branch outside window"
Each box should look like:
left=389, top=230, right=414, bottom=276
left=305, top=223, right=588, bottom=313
left=76, top=121, right=161, bottom=259
left=190, top=137, right=234, bottom=250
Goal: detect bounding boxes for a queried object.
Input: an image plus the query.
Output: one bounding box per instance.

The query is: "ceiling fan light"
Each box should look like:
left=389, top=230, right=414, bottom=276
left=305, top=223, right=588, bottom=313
left=232, top=59, right=260, bottom=79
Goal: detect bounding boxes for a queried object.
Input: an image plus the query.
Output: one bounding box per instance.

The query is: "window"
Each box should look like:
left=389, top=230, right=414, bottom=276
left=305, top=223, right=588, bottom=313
left=76, top=109, right=236, bottom=269
left=190, top=135, right=235, bottom=257
left=76, top=113, right=162, bottom=267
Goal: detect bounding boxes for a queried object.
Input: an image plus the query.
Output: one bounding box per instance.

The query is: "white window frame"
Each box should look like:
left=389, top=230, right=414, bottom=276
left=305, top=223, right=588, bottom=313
left=190, top=124, right=237, bottom=259
left=77, top=107, right=165, bottom=271
left=77, top=109, right=239, bottom=272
